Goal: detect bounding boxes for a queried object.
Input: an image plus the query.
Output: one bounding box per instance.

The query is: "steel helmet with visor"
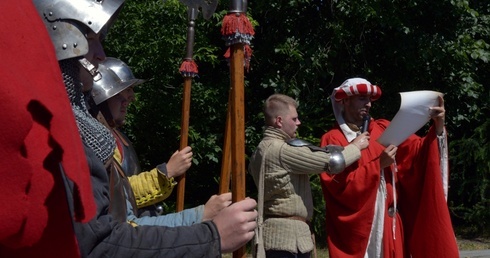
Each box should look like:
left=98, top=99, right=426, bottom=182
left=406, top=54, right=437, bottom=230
left=92, top=57, right=146, bottom=105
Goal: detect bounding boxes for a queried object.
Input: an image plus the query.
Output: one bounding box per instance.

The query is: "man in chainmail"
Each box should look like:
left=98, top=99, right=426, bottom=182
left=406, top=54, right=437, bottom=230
left=61, top=58, right=116, bottom=165
left=32, top=0, right=260, bottom=257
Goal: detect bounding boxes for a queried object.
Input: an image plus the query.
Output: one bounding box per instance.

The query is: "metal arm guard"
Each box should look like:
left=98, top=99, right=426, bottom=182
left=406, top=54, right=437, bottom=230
left=286, top=139, right=346, bottom=174
left=325, top=145, right=346, bottom=174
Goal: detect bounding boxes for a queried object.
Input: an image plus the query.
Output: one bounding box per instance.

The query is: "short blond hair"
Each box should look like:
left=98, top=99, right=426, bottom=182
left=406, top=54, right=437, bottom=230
left=264, top=93, right=298, bottom=126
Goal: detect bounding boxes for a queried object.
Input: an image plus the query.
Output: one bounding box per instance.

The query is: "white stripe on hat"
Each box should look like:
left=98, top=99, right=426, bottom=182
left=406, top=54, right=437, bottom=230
left=366, top=84, right=372, bottom=95
left=344, top=86, right=353, bottom=97
left=352, top=85, right=359, bottom=95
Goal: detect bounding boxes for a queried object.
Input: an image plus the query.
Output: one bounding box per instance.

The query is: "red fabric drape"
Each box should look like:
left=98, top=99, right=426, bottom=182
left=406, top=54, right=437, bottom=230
left=0, top=1, right=95, bottom=257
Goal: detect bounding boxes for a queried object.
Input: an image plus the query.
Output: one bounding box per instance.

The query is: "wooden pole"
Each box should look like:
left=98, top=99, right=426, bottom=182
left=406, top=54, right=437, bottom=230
left=219, top=91, right=233, bottom=194
left=219, top=1, right=253, bottom=255
left=230, top=43, right=246, bottom=258
left=176, top=77, right=192, bottom=211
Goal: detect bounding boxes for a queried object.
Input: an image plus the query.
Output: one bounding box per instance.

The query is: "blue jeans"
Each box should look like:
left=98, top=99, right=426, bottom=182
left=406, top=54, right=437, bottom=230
left=265, top=250, right=310, bottom=258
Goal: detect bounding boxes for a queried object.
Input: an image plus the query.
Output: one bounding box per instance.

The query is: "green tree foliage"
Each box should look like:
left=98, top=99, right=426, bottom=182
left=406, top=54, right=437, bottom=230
left=104, top=0, right=490, bottom=241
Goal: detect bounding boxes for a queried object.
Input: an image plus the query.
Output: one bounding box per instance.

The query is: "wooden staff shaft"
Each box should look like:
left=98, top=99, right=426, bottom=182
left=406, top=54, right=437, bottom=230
left=219, top=92, right=233, bottom=194
left=230, top=43, right=246, bottom=258
left=176, top=77, right=192, bottom=211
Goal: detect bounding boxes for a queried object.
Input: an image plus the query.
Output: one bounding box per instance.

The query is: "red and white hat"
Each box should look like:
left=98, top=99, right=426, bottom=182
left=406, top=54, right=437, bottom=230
left=333, top=78, right=382, bottom=102
left=331, top=78, right=382, bottom=142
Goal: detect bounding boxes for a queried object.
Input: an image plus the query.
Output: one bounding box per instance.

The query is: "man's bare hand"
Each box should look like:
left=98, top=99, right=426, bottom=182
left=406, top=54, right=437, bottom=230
left=430, top=95, right=445, bottom=135
left=202, top=192, right=232, bottom=221
left=213, top=198, right=257, bottom=253
left=380, top=144, right=397, bottom=169
left=351, top=132, right=370, bottom=150
left=166, top=146, right=192, bottom=178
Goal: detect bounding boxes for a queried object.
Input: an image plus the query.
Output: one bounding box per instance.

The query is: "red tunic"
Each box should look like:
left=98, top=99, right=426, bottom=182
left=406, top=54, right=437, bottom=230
left=320, top=119, right=458, bottom=258
left=0, top=1, right=95, bottom=257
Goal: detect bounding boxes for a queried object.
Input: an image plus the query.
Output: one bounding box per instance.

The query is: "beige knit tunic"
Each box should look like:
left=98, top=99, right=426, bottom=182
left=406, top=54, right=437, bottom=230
left=249, top=127, right=360, bottom=254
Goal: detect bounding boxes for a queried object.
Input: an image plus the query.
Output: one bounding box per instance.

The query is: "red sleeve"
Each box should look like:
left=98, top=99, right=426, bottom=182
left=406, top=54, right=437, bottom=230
left=396, top=126, right=459, bottom=257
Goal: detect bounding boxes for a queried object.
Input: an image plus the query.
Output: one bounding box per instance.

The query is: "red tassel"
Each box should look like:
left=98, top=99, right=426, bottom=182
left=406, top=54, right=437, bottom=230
left=222, top=45, right=253, bottom=72
left=223, top=47, right=231, bottom=59
left=244, top=44, right=253, bottom=72
left=179, top=59, right=198, bottom=78
left=221, top=13, right=255, bottom=71
left=221, top=13, right=255, bottom=37
left=221, top=13, right=255, bottom=46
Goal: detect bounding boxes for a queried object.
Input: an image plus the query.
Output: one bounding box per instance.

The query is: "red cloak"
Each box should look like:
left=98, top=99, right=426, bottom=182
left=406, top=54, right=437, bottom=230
left=0, top=1, right=96, bottom=257
left=320, top=119, right=458, bottom=258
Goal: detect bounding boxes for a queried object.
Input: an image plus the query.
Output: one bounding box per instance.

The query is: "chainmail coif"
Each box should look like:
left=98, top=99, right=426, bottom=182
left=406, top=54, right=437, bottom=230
left=60, top=58, right=115, bottom=164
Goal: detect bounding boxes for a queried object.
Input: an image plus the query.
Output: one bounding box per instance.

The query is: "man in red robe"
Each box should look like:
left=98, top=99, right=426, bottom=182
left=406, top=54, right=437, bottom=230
left=0, top=0, right=96, bottom=257
left=319, top=78, right=458, bottom=257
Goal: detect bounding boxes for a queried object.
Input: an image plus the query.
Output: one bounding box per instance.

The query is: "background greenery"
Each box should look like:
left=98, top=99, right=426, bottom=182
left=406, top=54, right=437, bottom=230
left=104, top=0, right=490, bottom=244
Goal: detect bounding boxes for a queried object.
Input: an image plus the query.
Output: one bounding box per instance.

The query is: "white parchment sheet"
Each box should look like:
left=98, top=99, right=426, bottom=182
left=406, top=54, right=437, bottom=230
left=377, top=90, right=443, bottom=147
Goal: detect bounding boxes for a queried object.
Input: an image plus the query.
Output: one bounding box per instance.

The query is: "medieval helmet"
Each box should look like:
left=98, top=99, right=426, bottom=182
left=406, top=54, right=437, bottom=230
left=33, top=0, right=125, bottom=61
left=92, top=57, right=146, bottom=105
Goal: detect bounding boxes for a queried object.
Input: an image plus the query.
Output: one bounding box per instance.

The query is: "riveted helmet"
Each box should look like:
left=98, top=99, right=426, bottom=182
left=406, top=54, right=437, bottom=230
left=33, top=0, right=125, bottom=61
left=92, top=57, right=146, bottom=105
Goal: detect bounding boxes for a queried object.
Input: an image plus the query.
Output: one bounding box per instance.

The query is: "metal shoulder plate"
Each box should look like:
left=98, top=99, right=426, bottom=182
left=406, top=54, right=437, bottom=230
left=286, top=138, right=327, bottom=152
